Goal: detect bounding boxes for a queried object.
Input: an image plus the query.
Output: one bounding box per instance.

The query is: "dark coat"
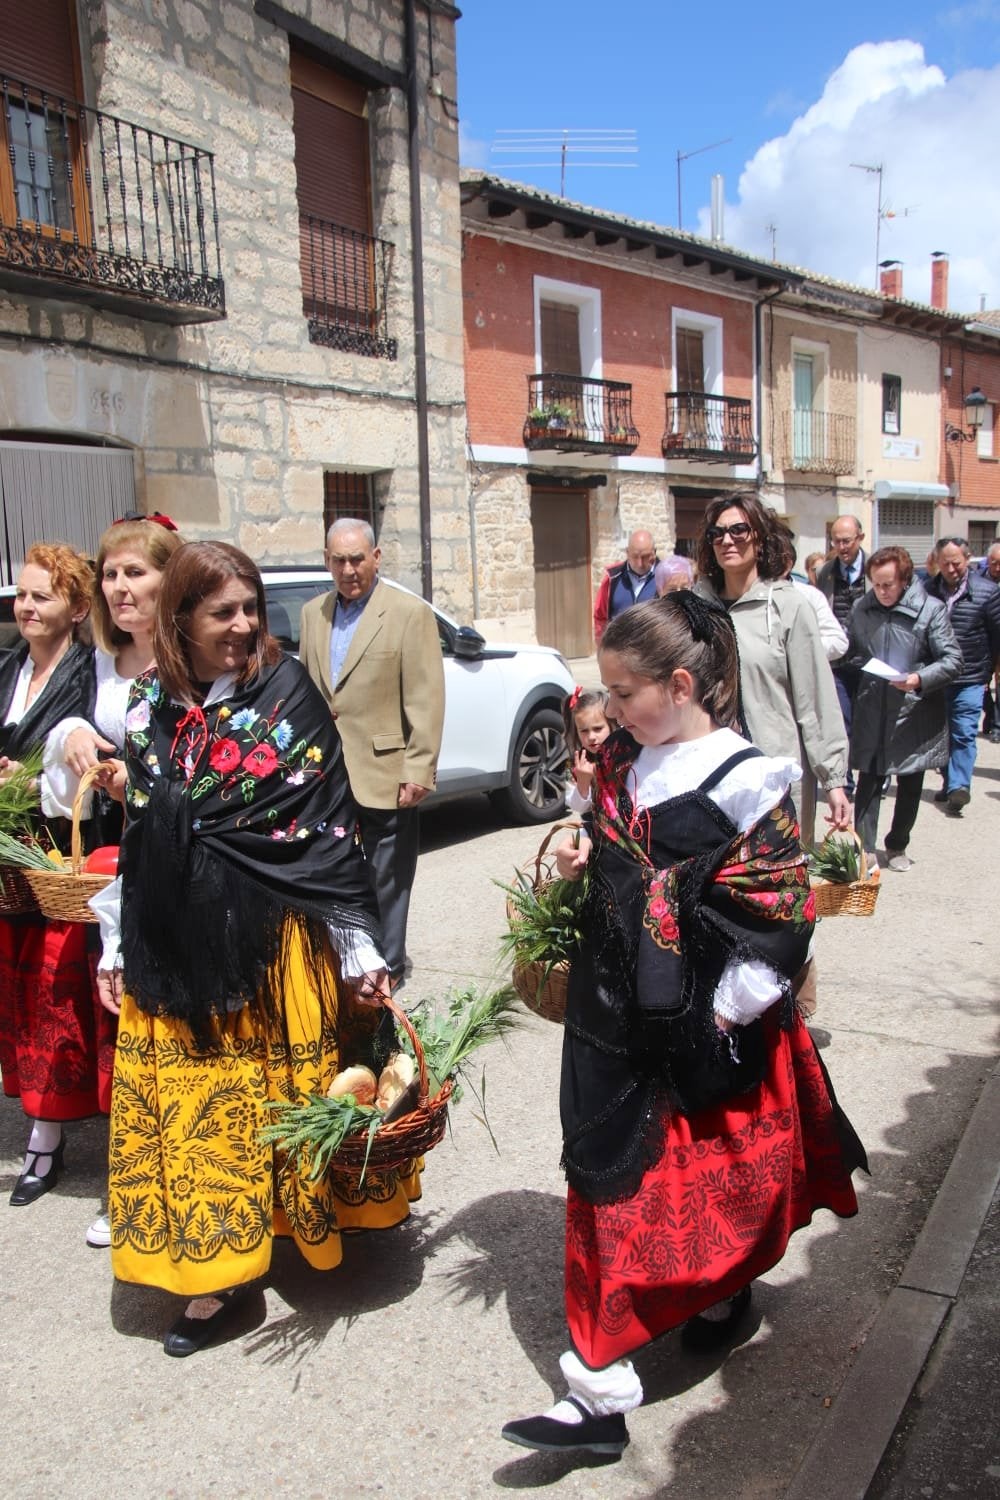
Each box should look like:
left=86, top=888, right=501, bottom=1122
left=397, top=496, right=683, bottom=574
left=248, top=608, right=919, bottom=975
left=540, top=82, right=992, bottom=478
left=925, top=570, right=1000, bottom=686
left=846, top=581, right=962, bottom=775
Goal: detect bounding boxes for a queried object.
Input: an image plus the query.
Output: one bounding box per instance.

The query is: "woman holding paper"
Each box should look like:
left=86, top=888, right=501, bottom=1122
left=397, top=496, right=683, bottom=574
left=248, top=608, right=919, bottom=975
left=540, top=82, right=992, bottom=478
left=846, top=547, right=961, bottom=871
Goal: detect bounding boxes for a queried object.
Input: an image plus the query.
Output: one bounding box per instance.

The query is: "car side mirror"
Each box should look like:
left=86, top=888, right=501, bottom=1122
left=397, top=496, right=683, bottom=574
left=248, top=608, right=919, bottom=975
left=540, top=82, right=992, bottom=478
left=452, top=625, right=486, bottom=660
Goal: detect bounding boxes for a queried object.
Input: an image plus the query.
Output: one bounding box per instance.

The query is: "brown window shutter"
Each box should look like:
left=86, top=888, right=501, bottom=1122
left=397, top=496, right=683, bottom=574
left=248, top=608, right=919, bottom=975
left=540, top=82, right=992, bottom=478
left=676, top=328, right=705, bottom=392
left=0, top=0, right=80, bottom=98
left=540, top=301, right=582, bottom=374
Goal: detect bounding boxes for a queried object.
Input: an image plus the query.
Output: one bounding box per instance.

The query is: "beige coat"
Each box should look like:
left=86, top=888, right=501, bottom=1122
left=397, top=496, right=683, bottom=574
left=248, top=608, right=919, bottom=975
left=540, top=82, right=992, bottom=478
left=298, top=580, right=445, bottom=810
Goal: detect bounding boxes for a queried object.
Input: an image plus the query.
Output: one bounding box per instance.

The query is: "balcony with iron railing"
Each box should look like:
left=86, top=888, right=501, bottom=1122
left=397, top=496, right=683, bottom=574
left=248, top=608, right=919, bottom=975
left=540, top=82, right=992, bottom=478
left=300, top=214, right=396, bottom=360
left=662, top=392, right=757, bottom=462
left=779, top=409, right=857, bottom=476
left=523, top=374, right=639, bottom=454
left=0, top=76, right=224, bottom=323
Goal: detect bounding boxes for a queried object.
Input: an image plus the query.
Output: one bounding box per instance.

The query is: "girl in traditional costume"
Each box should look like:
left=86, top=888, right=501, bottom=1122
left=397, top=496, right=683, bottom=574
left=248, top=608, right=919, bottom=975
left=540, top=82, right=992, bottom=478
left=94, top=543, right=419, bottom=1356
left=502, top=591, right=865, bottom=1458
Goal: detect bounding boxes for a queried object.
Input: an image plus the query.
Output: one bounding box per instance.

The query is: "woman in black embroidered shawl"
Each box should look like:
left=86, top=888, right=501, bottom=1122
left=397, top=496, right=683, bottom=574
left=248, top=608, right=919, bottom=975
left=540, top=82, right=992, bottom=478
left=94, top=543, right=420, bottom=1357
left=0, top=543, right=99, bottom=1207
left=502, top=593, right=865, bottom=1459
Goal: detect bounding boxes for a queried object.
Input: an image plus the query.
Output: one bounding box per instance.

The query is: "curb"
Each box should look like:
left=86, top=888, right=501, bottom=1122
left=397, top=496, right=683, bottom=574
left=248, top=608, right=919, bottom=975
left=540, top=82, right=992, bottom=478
left=784, top=1058, right=1000, bottom=1500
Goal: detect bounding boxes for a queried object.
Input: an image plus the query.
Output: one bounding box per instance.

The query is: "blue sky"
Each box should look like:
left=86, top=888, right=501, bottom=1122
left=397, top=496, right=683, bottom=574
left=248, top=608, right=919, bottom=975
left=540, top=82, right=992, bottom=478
left=456, top=1, right=1000, bottom=310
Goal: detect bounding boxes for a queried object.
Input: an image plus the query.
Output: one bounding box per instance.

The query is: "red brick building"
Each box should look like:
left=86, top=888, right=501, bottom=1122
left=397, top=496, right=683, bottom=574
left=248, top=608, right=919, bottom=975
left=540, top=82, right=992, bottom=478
left=461, top=175, right=798, bottom=655
left=939, top=313, right=1000, bottom=552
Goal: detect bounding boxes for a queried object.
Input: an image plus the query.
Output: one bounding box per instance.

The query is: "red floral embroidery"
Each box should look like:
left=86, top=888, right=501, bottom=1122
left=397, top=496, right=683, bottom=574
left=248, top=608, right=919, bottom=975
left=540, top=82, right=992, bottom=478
left=643, top=871, right=681, bottom=951
left=208, top=737, right=241, bottom=773
left=242, top=743, right=279, bottom=778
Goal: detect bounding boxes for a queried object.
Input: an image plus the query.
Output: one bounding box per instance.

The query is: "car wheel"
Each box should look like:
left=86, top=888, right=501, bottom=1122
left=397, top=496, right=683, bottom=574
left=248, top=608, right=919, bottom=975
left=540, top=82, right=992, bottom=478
left=492, top=707, right=568, bottom=824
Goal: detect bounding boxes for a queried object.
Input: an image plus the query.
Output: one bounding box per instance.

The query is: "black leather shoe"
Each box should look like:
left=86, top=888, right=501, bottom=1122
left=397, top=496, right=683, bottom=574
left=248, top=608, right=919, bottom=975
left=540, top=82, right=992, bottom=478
left=163, top=1290, right=245, bottom=1357
left=681, top=1283, right=752, bottom=1352
left=502, top=1397, right=629, bottom=1456
left=9, top=1135, right=65, bottom=1206
left=947, top=787, right=970, bottom=813
left=933, top=788, right=950, bottom=802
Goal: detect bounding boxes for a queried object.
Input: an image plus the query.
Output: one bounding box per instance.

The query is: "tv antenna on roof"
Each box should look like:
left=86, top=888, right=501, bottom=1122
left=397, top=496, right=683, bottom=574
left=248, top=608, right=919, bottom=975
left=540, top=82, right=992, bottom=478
left=675, top=137, right=731, bottom=231
left=490, top=128, right=638, bottom=199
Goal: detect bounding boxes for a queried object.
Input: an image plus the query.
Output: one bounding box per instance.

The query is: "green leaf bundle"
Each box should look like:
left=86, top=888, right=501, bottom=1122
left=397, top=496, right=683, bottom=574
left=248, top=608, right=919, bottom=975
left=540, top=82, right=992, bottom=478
left=0, top=749, right=44, bottom=837
left=808, top=837, right=862, bottom=885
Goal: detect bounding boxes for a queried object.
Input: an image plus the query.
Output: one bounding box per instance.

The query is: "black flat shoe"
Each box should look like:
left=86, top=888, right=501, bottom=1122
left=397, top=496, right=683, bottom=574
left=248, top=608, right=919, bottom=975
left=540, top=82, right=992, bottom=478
left=163, top=1290, right=245, bottom=1357
left=933, top=788, right=950, bottom=803
left=501, top=1397, right=629, bottom=1457
left=681, top=1283, right=753, bottom=1352
left=9, top=1136, right=65, bottom=1206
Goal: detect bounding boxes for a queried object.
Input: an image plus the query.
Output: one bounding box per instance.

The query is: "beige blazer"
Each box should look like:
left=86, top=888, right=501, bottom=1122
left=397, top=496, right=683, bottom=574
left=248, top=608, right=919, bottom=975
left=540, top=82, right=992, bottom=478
left=298, top=579, right=445, bottom=810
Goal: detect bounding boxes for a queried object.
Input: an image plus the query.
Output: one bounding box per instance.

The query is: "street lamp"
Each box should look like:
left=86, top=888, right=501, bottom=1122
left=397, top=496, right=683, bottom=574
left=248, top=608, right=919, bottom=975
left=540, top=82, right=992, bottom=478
left=945, top=387, right=988, bottom=443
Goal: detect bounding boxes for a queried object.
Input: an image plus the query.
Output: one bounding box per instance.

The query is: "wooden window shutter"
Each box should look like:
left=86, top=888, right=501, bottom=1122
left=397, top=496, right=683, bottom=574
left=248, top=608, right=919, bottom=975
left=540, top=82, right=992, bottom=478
left=540, top=301, right=582, bottom=374
left=676, top=328, right=705, bottom=392
left=290, top=50, right=371, bottom=236
left=0, top=0, right=81, bottom=98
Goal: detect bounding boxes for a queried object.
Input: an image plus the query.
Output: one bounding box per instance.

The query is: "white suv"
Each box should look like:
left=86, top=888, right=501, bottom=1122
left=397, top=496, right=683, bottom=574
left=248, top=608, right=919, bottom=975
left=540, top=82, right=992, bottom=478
left=261, top=570, right=575, bottom=824
left=0, top=572, right=576, bottom=822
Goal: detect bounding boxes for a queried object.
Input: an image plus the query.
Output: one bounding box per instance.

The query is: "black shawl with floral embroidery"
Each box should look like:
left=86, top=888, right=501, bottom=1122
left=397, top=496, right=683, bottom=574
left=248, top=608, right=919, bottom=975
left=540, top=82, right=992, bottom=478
left=120, top=654, right=379, bottom=1045
left=561, top=729, right=816, bottom=1204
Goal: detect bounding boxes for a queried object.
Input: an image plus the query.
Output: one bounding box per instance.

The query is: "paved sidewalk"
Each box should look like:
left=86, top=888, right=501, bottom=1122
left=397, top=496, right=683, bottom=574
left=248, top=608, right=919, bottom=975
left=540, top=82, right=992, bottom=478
left=1, top=738, right=998, bottom=1498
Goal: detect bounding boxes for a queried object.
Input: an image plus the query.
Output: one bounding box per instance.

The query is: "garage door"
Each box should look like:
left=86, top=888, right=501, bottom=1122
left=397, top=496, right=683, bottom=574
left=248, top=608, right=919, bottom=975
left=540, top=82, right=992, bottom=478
left=875, top=499, right=935, bottom=562
left=0, top=441, right=135, bottom=583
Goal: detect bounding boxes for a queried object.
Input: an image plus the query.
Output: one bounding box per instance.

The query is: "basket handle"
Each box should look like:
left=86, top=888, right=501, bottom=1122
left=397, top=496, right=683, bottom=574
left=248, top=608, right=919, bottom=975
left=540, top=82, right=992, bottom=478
left=70, top=763, right=122, bottom=875
left=377, top=992, right=431, bottom=1107
left=528, top=819, right=583, bottom=886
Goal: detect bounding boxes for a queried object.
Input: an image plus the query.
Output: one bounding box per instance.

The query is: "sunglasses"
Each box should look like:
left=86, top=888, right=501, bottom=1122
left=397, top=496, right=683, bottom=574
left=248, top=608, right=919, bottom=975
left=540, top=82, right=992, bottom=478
left=706, top=521, right=753, bottom=544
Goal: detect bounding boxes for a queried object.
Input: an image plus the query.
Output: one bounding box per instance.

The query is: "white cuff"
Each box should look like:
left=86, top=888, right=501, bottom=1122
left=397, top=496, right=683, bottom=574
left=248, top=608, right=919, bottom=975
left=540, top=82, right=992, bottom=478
left=713, top=957, right=783, bottom=1026
left=88, top=876, right=122, bottom=971
left=42, top=717, right=94, bottom=820
left=329, top=923, right=385, bottom=979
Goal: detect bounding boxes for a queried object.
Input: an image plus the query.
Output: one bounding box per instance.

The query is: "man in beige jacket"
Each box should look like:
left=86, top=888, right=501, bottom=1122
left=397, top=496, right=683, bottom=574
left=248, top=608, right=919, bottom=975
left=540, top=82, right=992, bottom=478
left=299, top=519, right=445, bottom=986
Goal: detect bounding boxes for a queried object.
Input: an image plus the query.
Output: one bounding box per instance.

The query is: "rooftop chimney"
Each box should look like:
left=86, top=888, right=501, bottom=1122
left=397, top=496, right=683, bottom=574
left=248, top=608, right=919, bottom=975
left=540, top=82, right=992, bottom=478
left=880, top=260, right=903, bottom=299
left=930, top=251, right=949, bottom=310
left=710, top=174, right=725, bottom=242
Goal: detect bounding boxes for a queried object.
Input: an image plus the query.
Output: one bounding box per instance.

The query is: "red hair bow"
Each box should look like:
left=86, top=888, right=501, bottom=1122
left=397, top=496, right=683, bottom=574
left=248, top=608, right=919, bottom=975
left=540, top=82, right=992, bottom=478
left=568, top=685, right=583, bottom=710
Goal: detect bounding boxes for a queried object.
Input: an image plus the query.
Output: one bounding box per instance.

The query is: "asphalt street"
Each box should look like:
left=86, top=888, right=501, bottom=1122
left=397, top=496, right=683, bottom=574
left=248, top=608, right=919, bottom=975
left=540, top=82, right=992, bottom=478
left=1, top=739, right=998, bottom=1500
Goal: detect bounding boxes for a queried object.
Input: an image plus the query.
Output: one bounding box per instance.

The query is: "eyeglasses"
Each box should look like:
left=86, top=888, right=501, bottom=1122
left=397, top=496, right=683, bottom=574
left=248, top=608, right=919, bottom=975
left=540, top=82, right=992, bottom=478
left=706, top=522, right=753, bottom=544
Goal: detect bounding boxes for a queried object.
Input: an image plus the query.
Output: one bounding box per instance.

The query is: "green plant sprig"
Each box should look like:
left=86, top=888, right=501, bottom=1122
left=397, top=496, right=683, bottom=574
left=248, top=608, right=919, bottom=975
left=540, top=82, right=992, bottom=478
left=0, top=827, right=63, bottom=870
left=0, top=748, right=44, bottom=837
left=807, top=838, right=862, bottom=884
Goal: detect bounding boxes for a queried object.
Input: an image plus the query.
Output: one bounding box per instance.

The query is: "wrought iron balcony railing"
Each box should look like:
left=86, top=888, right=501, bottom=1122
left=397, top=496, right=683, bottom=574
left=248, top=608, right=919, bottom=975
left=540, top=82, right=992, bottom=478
left=780, top=409, right=857, bottom=476
left=301, top=214, right=396, bottom=360
left=523, top=374, right=639, bottom=454
left=0, top=75, right=224, bottom=323
left=662, top=392, right=757, bottom=462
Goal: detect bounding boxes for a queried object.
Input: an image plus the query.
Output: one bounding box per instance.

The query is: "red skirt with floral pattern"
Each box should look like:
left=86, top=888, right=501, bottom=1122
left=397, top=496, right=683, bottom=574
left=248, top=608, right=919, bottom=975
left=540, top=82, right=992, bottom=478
left=0, top=914, right=115, bottom=1119
left=565, top=1012, right=859, bottom=1368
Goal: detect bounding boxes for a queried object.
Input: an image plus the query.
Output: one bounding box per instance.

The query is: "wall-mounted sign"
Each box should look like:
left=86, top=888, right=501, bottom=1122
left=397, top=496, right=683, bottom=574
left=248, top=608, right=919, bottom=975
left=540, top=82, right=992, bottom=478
left=882, top=436, right=922, bottom=460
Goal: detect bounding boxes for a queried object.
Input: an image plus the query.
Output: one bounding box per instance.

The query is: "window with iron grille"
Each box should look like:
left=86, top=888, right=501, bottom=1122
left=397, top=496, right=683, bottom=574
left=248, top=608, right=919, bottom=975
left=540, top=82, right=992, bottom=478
left=290, top=49, right=395, bottom=359
left=0, top=0, right=86, bottom=236
left=882, top=374, right=902, bottom=435
left=968, top=521, right=998, bottom=554
left=323, top=471, right=376, bottom=538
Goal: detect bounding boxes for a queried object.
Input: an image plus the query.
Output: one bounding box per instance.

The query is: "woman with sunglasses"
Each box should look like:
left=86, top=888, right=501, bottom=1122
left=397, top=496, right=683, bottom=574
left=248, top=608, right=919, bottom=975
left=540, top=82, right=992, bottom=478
left=695, top=493, right=851, bottom=846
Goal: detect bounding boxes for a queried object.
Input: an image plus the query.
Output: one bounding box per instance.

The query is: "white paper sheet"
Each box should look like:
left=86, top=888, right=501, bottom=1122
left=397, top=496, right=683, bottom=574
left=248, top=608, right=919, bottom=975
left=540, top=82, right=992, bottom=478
left=862, top=656, right=907, bottom=681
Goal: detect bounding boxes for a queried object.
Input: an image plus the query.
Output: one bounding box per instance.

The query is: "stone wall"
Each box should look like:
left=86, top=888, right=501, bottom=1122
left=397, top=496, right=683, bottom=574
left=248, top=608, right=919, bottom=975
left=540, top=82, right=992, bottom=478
left=0, top=0, right=471, bottom=611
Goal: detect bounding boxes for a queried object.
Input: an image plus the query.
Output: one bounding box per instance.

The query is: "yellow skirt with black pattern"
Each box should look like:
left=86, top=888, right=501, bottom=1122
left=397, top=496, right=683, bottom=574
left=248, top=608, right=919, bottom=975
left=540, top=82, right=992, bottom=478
left=108, top=930, right=421, bottom=1296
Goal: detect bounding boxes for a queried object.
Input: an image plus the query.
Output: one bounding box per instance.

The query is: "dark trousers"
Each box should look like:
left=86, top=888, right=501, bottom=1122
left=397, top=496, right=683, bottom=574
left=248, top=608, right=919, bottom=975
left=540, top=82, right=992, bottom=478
left=983, top=684, right=997, bottom=734
left=833, top=669, right=855, bottom=792
left=358, top=803, right=420, bottom=980
left=854, top=770, right=924, bottom=855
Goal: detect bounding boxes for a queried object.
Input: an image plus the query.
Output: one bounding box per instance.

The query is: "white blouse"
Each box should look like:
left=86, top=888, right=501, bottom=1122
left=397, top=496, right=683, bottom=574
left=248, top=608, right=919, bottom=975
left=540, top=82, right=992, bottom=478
left=628, top=728, right=804, bottom=1027
left=42, top=649, right=133, bottom=819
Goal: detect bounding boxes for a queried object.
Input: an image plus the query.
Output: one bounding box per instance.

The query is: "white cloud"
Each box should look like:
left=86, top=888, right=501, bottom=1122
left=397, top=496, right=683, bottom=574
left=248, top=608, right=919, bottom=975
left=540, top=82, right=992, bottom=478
left=700, top=41, right=1000, bottom=312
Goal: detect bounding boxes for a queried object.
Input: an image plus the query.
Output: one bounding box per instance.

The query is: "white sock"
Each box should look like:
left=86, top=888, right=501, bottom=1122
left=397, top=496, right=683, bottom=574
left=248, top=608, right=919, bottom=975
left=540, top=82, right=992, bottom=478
left=23, top=1118, right=61, bottom=1175
left=542, top=1399, right=585, bottom=1425
left=558, top=1348, right=644, bottom=1417
left=698, top=1287, right=748, bottom=1323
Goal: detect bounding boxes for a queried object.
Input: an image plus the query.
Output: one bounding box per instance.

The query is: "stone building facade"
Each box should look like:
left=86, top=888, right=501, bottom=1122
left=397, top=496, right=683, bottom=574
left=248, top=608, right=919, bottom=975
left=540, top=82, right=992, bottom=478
left=0, top=0, right=469, bottom=610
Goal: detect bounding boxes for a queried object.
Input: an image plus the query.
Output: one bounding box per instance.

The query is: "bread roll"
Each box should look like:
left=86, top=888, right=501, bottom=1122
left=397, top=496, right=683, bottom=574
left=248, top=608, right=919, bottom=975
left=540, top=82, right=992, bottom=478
left=327, top=1065, right=377, bottom=1104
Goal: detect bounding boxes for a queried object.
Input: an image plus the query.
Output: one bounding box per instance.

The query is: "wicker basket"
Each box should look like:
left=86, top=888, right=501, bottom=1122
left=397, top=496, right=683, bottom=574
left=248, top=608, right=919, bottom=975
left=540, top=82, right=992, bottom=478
left=0, top=862, right=38, bottom=916
left=505, top=820, right=582, bottom=1025
left=810, top=830, right=881, bottom=918
left=330, top=994, right=453, bottom=1180
left=25, top=766, right=117, bottom=924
